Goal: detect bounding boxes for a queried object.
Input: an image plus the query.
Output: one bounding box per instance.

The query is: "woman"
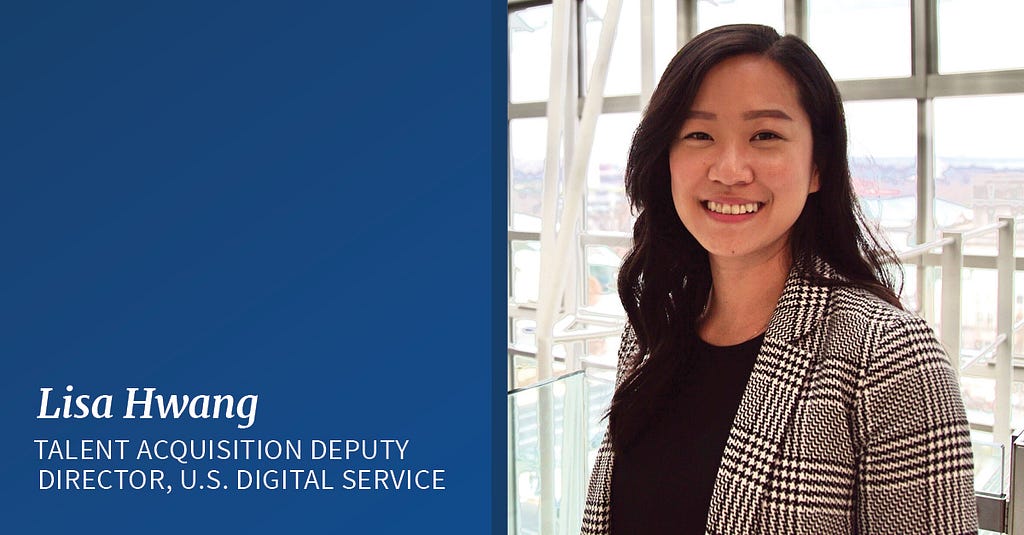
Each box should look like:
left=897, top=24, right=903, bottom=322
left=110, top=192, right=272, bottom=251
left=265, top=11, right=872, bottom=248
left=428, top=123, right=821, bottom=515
left=581, top=24, right=977, bottom=534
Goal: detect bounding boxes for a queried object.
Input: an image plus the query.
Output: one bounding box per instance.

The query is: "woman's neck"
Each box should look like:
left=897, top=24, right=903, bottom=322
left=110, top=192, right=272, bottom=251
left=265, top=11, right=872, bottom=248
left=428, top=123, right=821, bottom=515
left=699, top=249, right=791, bottom=346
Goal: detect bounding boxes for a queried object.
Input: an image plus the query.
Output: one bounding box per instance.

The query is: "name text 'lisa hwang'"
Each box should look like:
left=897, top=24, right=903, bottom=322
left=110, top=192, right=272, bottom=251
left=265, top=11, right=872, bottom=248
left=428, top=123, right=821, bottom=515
left=37, top=386, right=258, bottom=429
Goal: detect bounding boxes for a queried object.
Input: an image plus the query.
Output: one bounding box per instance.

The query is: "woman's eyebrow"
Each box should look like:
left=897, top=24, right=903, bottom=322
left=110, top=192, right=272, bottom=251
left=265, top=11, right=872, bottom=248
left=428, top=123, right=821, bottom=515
left=742, top=109, right=793, bottom=120
left=685, top=110, right=716, bottom=120
left=684, top=109, right=794, bottom=120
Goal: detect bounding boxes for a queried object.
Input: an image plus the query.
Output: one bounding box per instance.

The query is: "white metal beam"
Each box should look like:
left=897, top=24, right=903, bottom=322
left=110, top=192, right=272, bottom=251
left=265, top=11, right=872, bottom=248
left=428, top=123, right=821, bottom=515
left=536, top=0, right=623, bottom=380
left=640, top=0, right=655, bottom=109
left=996, top=218, right=1016, bottom=471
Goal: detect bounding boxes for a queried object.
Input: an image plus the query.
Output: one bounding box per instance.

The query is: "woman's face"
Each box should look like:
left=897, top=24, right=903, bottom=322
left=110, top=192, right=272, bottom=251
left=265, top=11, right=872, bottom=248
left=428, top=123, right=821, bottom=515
left=668, top=54, right=819, bottom=267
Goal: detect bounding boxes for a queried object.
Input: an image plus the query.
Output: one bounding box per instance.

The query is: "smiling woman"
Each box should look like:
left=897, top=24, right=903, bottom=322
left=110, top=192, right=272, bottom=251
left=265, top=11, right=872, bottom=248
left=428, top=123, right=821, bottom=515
left=581, top=24, right=978, bottom=535
left=671, top=55, right=818, bottom=279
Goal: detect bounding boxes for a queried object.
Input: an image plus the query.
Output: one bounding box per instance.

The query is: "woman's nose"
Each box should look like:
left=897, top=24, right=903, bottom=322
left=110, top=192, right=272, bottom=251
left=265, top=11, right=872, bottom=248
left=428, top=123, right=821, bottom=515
left=708, top=144, right=753, bottom=185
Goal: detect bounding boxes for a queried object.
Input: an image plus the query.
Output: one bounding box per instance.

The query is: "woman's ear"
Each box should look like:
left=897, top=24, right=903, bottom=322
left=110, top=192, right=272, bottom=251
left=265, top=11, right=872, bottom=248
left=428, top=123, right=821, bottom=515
left=809, top=166, right=821, bottom=193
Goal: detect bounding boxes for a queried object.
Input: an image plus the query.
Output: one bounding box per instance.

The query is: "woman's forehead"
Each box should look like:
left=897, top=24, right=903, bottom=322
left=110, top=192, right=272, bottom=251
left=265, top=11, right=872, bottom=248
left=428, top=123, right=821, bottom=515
left=687, top=55, right=807, bottom=122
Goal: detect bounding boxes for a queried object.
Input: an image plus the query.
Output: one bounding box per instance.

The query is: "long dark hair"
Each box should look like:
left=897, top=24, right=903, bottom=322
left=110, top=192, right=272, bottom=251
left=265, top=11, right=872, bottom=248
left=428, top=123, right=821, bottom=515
left=609, top=24, right=902, bottom=452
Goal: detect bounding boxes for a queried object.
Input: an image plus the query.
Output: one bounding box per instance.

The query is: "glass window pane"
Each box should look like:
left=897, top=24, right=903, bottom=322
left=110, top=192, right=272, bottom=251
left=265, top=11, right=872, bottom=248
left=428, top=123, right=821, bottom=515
left=509, top=5, right=553, bottom=103
left=511, top=240, right=540, bottom=304
left=584, top=0, right=641, bottom=97
left=845, top=99, right=917, bottom=250
left=911, top=265, right=942, bottom=329
left=962, top=376, right=994, bottom=427
left=512, top=318, right=536, bottom=349
left=653, top=0, right=679, bottom=81
left=510, top=118, right=549, bottom=231
left=584, top=245, right=626, bottom=315
left=512, top=354, right=535, bottom=389
left=586, top=112, right=638, bottom=232
left=806, top=0, right=911, bottom=81
left=895, top=261, right=919, bottom=313
left=1014, top=382, right=1024, bottom=436
left=934, top=95, right=1024, bottom=255
left=929, top=265, right=944, bottom=335
left=696, top=0, right=784, bottom=36
left=1016, top=271, right=1024, bottom=358
left=961, top=267, right=998, bottom=354
left=586, top=0, right=678, bottom=95
left=585, top=335, right=621, bottom=369
left=510, top=351, right=568, bottom=389
left=973, top=438, right=1004, bottom=495
left=938, top=0, right=1024, bottom=74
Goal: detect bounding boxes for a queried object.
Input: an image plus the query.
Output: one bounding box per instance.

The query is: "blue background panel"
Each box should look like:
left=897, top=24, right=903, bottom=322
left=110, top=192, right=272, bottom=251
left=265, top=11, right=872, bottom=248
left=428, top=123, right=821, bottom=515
left=0, top=1, right=500, bottom=532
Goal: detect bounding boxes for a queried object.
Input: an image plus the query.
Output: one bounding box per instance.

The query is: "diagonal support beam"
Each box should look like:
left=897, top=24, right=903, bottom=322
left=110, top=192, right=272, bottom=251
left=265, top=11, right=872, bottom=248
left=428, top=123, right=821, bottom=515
left=536, top=0, right=623, bottom=381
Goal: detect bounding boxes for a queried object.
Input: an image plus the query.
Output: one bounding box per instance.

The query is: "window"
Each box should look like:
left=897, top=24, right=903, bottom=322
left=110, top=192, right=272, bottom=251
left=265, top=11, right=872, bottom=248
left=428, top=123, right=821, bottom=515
left=507, top=0, right=1023, bottom=387
left=509, top=118, right=549, bottom=231
left=509, top=4, right=553, bottom=103
left=585, top=112, right=638, bottom=233
left=845, top=99, right=918, bottom=249
left=583, top=0, right=641, bottom=97
left=937, top=0, right=1024, bottom=74
left=934, top=94, right=1024, bottom=241
left=697, top=0, right=784, bottom=35
left=806, top=0, right=911, bottom=80
left=509, top=5, right=1024, bottom=531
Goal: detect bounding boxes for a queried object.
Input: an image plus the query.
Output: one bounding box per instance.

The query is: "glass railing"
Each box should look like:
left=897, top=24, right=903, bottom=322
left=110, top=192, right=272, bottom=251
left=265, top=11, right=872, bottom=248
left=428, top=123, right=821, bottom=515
left=974, top=439, right=1005, bottom=497
left=508, top=371, right=613, bottom=535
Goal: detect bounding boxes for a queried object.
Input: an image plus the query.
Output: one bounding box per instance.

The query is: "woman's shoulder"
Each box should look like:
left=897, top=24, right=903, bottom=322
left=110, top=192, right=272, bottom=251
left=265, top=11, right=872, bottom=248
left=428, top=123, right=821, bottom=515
left=827, top=283, right=915, bottom=327
left=786, top=258, right=917, bottom=335
left=822, top=283, right=948, bottom=369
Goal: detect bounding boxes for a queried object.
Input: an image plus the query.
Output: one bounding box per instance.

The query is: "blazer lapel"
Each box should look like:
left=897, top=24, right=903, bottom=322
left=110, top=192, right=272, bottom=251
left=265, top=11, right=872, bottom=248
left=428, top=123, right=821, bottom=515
left=705, top=269, right=830, bottom=534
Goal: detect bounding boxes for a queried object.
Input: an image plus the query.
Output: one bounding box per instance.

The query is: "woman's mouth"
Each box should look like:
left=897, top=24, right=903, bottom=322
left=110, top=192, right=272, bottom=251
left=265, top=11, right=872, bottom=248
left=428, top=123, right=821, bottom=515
left=703, top=200, right=763, bottom=215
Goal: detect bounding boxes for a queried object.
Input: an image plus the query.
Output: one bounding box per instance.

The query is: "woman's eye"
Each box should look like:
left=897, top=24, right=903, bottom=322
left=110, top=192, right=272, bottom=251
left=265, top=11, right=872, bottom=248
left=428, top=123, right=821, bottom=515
left=752, top=131, right=781, bottom=141
left=683, top=132, right=712, bottom=141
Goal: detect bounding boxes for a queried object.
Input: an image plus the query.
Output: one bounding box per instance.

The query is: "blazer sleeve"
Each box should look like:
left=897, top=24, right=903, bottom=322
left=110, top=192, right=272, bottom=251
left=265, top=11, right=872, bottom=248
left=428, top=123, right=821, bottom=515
left=854, top=314, right=978, bottom=534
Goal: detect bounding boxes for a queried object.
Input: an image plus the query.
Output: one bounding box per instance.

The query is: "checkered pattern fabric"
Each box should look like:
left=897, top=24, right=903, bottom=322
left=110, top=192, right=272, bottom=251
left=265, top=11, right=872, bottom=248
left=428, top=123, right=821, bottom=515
left=581, top=267, right=978, bottom=534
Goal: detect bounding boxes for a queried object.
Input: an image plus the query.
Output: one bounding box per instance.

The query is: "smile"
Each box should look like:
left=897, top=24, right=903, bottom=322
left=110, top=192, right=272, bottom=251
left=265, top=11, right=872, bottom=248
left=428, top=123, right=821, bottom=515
left=703, top=201, right=762, bottom=215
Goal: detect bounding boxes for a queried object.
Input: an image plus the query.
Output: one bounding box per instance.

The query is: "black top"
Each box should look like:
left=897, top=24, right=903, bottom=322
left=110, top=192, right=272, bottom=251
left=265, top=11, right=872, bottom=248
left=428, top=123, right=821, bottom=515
left=610, top=333, right=763, bottom=534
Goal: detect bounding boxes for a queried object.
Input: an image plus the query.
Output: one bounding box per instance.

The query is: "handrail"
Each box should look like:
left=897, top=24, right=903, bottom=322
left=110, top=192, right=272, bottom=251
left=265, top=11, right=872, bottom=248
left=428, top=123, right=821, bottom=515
left=509, top=346, right=536, bottom=357
left=574, top=309, right=626, bottom=327
left=508, top=369, right=584, bottom=396
left=961, top=220, right=1009, bottom=241
left=962, top=334, right=1008, bottom=371
left=897, top=236, right=954, bottom=261
left=552, top=325, right=622, bottom=343
left=893, top=219, right=1015, bottom=262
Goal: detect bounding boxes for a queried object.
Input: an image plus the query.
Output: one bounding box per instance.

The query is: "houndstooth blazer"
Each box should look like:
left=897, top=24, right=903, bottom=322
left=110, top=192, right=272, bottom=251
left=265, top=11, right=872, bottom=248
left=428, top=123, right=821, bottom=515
left=581, top=265, right=978, bottom=534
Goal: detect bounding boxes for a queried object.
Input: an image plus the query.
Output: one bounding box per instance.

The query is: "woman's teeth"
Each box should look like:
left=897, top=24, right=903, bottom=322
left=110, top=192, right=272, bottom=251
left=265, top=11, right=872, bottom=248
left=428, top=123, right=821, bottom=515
left=705, top=201, right=761, bottom=215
